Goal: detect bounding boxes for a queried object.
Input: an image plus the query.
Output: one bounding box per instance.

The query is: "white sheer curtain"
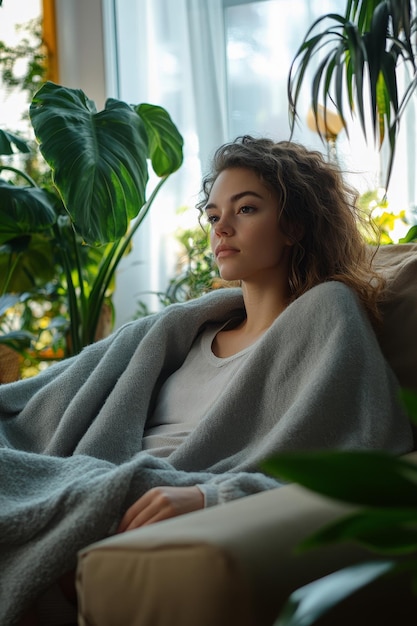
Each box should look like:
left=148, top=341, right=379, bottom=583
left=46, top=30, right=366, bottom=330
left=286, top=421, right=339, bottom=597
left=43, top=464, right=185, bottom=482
left=102, top=0, right=229, bottom=325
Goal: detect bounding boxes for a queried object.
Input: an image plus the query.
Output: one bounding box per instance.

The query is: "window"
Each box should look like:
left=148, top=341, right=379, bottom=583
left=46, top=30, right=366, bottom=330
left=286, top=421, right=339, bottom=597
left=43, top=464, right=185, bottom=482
left=63, top=0, right=417, bottom=324
left=0, top=0, right=43, bottom=136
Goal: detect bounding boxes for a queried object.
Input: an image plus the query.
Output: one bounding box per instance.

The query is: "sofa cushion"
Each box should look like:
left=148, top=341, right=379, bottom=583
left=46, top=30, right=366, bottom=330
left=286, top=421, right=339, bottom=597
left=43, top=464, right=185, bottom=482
left=371, top=244, right=417, bottom=393
left=217, top=244, right=417, bottom=393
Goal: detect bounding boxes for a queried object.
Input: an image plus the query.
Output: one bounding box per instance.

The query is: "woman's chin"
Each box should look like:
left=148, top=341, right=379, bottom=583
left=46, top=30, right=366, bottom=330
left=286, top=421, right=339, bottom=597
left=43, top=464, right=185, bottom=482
left=218, top=271, right=241, bottom=283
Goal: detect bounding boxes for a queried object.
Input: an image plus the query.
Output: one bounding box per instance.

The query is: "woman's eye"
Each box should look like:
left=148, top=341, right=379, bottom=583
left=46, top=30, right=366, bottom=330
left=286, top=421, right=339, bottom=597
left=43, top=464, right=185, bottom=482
left=206, top=214, right=218, bottom=224
left=239, top=205, right=255, bottom=214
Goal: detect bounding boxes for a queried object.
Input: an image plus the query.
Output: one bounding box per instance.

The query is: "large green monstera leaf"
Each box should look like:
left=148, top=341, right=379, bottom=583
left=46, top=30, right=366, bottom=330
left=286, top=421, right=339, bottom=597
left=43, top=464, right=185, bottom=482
left=30, top=82, right=183, bottom=245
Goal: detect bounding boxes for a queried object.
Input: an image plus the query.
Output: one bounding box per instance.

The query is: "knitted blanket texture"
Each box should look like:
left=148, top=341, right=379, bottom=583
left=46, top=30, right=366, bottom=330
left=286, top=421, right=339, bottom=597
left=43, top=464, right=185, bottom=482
left=0, top=282, right=413, bottom=624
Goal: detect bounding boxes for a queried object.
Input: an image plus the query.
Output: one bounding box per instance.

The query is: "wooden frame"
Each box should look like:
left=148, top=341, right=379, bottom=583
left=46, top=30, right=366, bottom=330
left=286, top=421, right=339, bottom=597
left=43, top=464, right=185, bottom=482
left=42, top=0, right=59, bottom=82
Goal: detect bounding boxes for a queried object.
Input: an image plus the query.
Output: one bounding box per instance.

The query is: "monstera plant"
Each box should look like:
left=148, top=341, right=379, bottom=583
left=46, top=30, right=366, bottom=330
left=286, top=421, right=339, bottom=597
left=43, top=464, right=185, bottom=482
left=0, top=81, right=183, bottom=362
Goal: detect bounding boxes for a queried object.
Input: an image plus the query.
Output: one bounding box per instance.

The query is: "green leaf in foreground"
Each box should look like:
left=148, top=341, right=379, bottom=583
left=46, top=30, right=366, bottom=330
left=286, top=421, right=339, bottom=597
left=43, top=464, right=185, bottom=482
left=274, top=560, right=396, bottom=626
left=399, top=388, right=417, bottom=424
left=263, top=451, right=417, bottom=508
left=300, top=507, right=417, bottom=555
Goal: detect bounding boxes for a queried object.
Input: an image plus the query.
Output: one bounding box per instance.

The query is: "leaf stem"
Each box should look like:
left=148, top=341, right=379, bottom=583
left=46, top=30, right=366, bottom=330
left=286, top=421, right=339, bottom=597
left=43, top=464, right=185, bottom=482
left=53, top=223, right=81, bottom=356
left=0, top=165, right=38, bottom=187
left=86, top=176, right=169, bottom=344
left=1, top=253, right=22, bottom=296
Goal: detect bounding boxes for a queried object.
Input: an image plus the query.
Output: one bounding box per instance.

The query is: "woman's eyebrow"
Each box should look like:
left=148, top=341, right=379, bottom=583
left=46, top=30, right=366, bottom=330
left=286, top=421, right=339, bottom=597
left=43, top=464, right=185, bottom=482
left=205, top=190, right=264, bottom=211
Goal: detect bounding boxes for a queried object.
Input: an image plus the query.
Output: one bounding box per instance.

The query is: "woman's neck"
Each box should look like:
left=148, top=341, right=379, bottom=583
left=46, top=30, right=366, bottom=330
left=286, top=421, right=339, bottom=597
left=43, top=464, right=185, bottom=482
left=239, top=281, right=290, bottom=336
left=211, top=283, right=289, bottom=358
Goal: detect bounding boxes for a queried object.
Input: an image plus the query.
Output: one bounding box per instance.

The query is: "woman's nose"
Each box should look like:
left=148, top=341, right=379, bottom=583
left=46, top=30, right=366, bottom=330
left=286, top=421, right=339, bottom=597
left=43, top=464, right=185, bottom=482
left=213, top=214, right=233, bottom=236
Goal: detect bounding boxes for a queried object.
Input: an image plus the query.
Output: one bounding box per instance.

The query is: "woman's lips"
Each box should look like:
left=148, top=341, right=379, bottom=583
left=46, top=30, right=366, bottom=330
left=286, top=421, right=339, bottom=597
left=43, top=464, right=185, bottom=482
left=215, top=246, right=239, bottom=258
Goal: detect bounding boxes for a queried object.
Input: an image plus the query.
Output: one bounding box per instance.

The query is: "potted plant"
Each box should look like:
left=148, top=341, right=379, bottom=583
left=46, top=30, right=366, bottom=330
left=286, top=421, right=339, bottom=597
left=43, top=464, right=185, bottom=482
left=288, top=0, right=416, bottom=187
left=0, top=81, right=183, bottom=367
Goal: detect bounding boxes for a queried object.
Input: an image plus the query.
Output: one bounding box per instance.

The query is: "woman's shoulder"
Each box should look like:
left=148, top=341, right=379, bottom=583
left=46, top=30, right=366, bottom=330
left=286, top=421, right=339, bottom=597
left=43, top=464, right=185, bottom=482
left=291, top=280, right=366, bottom=322
left=161, top=287, right=245, bottom=317
left=304, top=280, right=359, bottom=303
left=123, top=288, right=245, bottom=335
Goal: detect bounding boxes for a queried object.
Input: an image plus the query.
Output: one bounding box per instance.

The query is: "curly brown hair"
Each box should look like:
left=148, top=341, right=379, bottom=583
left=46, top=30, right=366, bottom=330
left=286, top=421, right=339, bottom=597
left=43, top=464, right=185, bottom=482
left=197, top=135, right=384, bottom=324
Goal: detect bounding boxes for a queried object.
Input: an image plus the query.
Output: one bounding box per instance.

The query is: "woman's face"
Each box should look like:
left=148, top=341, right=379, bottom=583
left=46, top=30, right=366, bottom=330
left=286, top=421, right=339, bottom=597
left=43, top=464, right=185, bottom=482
left=205, top=167, right=292, bottom=286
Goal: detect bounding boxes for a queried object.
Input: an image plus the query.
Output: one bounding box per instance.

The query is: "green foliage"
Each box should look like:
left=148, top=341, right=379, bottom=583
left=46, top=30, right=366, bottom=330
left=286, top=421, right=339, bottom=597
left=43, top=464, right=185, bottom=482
left=264, top=450, right=417, bottom=509
left=400, top=224, right=417, bottom=244
left=0, top=288, right=67, bottom=375
left=0, top=184, right=56, bottom=246
left=164, top=224, right=219, bottom=304
left=0, top=130, right=30, bottom=156
left=135, top=217, right=219, bottom=316
left=288, top=0, right=417, bottom=186
left=29, top=83, right=183, bottom=246
left=0, top=293, right=33, bottom=352
left=0, top=82, right=183, bottom=365
left=0, top=17, right=46, bottom=103
left=357, top=188, right=411, bottom=244
left=266, top=390, right=417, bottom=625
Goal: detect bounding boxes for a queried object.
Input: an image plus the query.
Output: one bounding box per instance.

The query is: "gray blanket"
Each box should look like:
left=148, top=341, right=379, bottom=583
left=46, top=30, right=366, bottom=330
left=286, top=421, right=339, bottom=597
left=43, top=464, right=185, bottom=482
left=0, top=282, right=413, bottom=624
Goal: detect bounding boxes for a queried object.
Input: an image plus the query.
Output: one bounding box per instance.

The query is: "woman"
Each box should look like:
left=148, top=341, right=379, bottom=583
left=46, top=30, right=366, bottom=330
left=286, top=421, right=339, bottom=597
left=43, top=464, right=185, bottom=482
left=119, top=136, right=393, bottom=529
left=2, top=136, right=413, bottom=625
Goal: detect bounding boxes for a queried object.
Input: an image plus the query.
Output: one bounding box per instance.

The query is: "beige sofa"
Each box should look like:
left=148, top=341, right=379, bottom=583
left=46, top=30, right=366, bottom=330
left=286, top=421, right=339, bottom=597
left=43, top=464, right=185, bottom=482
left=76, top=243, right=417, bottom=626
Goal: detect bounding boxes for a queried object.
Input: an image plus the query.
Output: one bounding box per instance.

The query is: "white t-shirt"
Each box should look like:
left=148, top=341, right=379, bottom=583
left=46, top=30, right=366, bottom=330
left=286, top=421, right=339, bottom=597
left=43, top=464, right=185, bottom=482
left=142, top=321, right=255, bottom=457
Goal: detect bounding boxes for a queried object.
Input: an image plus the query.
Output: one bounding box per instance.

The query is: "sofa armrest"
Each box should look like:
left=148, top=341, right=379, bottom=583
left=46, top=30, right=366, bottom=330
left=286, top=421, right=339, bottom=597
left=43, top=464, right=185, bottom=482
left=76, top=481, right=366, bottom=626
left=76, top=452, right=417, bottom=626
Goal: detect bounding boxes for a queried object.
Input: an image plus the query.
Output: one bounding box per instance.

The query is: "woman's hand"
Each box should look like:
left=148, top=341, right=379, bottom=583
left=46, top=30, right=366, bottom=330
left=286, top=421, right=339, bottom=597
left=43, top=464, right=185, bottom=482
left=117, top=486, right=204, bottom=533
